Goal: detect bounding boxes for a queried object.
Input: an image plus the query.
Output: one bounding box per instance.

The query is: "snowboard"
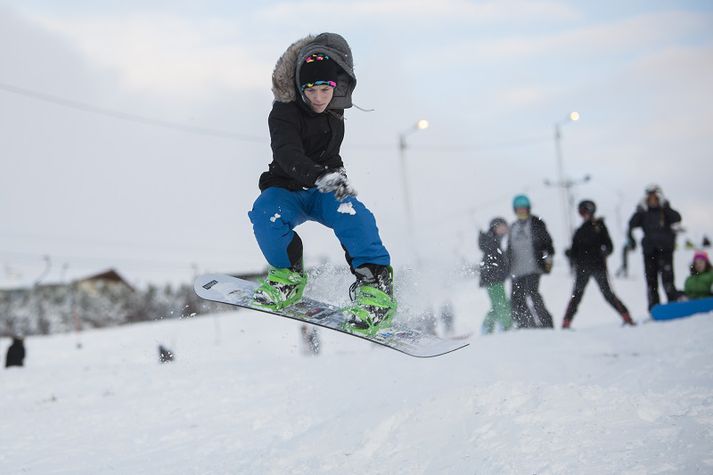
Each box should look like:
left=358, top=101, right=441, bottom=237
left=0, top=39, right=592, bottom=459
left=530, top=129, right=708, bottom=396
left=650, top=296, right=713, bottom=321
left=194, top=273, right=469, bottom=358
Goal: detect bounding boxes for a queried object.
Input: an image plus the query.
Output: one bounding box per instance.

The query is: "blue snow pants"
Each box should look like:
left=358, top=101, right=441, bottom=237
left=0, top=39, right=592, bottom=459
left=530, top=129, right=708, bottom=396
left=249, top=187, right=390, bottom=270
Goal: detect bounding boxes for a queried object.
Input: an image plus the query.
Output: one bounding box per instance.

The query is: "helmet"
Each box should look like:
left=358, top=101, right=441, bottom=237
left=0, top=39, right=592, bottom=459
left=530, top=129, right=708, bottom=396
left=512, top=194, right=531, bottom=210
left=578, top=199, right=596, bottom=216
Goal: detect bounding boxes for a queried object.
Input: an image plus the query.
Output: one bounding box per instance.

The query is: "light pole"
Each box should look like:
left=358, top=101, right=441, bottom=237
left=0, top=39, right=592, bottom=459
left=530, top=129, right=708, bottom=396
left=398, top=119, right=429, bottom=241
left=545, top=111, right=584, bottom=244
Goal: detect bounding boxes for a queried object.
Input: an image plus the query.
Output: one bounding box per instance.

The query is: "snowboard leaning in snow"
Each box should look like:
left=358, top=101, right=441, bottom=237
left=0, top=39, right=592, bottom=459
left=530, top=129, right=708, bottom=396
left=650, top=296, right=713, bottom=321
left=194, top=273, right=469, bottom=358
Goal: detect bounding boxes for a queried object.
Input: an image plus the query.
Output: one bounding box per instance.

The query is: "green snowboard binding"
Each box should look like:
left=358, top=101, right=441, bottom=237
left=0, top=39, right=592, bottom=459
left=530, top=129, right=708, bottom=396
left=253, top=266, right=307, bottom=311
left=343, top=265, right=397, bottom=335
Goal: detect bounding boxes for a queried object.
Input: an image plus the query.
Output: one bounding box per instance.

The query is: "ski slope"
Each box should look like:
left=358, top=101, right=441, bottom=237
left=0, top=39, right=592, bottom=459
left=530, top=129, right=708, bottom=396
left=2, top=250, right=713, bottom=474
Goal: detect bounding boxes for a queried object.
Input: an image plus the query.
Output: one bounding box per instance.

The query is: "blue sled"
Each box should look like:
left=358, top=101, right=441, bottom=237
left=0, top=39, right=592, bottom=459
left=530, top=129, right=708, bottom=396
left=651, top=296, right=713, bottom=321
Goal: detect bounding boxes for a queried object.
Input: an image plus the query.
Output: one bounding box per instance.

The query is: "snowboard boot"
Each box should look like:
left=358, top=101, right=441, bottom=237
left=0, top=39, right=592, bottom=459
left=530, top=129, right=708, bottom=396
left=253, top=266, right=307, bottom=310
left=343, top=265, right=397, bottom=335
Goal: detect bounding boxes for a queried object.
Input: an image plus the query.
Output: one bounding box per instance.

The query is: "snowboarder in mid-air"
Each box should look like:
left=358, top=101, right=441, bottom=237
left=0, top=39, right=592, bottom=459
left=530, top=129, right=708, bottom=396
left=248, top=33, right=395, bottom=335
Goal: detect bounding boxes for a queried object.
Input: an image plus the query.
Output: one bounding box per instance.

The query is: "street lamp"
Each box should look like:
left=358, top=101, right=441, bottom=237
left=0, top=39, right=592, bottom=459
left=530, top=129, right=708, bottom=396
left=546, top=111, right=584, bottom=244
left=398, top=119, right=429, bottom=240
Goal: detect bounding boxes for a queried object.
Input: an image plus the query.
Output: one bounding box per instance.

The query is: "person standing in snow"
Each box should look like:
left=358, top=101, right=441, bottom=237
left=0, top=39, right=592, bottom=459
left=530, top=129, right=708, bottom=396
left=248, top=33, right=395, bottom=334
left=478, top=217, right=512, bottom=333
left=562, top=200, right=635, bottom=329
left=507, top=195, right=555, bottom=328
left=626, top=184, right=682, bottom=311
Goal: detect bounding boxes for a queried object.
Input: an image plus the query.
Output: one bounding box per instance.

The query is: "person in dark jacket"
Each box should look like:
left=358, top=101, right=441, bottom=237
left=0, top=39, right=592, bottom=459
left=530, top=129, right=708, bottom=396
left=5, top=337, right=25, bottom=368
left=479, top=217, right=512, bottom=334
left=627, top=184, right=682, bottom=310
left=562, top=200, right=635, bottom=328
left=507, top=195, right=555, bottom=328
left=248, top=33, right=394, bottom=334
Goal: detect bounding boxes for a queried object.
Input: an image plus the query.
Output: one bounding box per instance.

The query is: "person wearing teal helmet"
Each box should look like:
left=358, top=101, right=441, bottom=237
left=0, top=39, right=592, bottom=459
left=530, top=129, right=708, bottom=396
left=507, top=194, right=555, bottom=328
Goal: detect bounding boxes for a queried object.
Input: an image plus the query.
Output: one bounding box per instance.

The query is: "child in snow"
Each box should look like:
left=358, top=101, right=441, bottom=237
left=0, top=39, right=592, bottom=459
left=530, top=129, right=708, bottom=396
left=248, top=33, right=395, bottom=334
left=507, top=194, right=555, bottom=328
left=562, top=200, right=635, bottom=328
left=478, top=217, right=512, bottom=333
left=683, top=251, right=713, bottom=300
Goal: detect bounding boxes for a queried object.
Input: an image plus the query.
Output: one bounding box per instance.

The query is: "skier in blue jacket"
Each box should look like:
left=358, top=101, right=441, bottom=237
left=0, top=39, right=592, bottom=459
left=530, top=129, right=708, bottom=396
left=248, top=33, right=395, bottom=334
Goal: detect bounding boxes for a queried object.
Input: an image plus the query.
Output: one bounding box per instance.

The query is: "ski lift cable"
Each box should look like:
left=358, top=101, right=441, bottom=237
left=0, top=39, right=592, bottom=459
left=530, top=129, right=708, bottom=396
left=0, top=81, right=266, bottom=143
left=2, top=81, right=553, bottom=153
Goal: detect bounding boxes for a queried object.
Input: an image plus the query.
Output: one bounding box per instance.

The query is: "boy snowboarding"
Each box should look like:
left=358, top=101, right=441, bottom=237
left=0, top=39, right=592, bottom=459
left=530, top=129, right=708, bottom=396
left=562, top=200, right=634, bottom=328
left=248, top=33, right=395, bottom=334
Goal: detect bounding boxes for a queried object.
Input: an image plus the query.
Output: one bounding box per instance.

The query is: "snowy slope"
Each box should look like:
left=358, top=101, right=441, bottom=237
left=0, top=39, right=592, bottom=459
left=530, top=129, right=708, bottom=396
left=2, top=250, right=713, bottom=474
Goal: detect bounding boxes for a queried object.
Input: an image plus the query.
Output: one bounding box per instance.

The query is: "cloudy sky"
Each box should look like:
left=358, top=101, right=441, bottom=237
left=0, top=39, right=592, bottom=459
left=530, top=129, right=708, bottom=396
left=1, top=0, right=712, bottom=287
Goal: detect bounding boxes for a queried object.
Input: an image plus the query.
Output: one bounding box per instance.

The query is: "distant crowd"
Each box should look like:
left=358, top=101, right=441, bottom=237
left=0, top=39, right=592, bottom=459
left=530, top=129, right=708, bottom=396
left=478, top=184, right=712, bottom=333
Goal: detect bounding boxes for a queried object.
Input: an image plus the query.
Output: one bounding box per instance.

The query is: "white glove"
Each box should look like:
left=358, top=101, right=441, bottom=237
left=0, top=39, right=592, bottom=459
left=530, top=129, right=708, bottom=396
left=315, top=169, right=357, bottom=201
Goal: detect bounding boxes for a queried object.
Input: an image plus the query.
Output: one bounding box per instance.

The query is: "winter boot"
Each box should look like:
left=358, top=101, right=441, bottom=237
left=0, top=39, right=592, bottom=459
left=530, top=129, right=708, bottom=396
left=562, top=317, right=572, bottom=329
left=621, top=313, right=636, bottom=326
left=253, top=266, right=307, bottom=310
left=344, top=265, right=396, bottom=335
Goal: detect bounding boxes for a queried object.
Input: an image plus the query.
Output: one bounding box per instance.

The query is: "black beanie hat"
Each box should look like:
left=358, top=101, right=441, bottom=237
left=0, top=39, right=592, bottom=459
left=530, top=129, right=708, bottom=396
left=299, top=53, right=338, bottom=90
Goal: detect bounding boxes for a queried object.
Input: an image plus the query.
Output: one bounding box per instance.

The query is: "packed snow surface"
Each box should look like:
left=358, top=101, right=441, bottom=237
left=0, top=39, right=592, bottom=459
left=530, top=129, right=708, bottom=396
left=2, top=251, right=713, bottom=474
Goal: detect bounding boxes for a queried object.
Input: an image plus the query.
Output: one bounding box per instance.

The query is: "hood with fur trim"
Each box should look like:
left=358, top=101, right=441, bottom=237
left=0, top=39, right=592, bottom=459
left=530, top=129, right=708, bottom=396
left=271, top=32, right=356, bottom=110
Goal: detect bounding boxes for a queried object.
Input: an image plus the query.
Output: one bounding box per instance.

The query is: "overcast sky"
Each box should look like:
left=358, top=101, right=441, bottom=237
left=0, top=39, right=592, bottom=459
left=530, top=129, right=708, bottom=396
left=1, top=0, right=712, bottom=287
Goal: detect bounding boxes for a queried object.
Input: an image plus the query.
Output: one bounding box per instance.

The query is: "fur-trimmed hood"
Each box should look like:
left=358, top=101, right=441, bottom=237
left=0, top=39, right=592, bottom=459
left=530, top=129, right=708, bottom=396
left=271, top=32, right=356, bottom=110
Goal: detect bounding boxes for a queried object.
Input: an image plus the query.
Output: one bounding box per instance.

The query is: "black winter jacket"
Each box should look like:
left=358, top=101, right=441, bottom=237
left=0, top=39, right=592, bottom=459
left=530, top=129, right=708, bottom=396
left=478, top=230, right=509, bottom=287
left=507, top=215, right=555, bottom=274
left=569, top=218, right=613, bottom=271
left=259, top=101, right=345, bottom=191
left=627, top=203, right=681, bottom=253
